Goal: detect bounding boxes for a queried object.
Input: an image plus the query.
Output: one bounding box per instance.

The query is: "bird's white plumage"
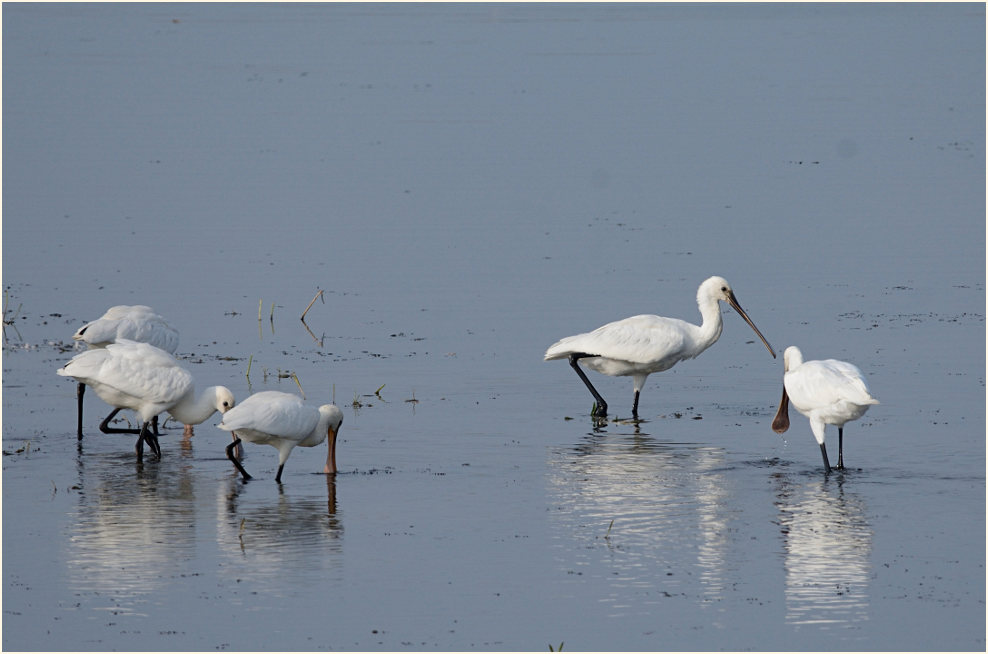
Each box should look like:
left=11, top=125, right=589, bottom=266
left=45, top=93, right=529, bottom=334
left=73, top=305, right=179, bottom=353
left=218, top=391, right=344, bottom=480
left=57, top=339, right=234, bottom=426
left=781, top=346, right=878, bottom=446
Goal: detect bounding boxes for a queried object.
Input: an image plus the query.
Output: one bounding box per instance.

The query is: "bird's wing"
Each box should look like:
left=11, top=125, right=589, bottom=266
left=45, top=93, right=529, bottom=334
left=785, top=360, right=874, bottom=409
left=819, top=359, right=877, bottom=404
left=220, top=392, right=318, bottom=439
left=98, top=341, right=193, bottom=404
left=546, top=315, right=689, bottom=365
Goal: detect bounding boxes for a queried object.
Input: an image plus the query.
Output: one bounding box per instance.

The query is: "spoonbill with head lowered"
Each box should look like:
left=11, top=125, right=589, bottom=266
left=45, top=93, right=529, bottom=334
left=57, top=339, right=235, bottom=458
left=544, top=276, right=776, bottom=418
left=772, top=346, right=879, bottom=473
left=70, top=305, right=179, bottom=441
left=218, top=391, right=344, bottom=483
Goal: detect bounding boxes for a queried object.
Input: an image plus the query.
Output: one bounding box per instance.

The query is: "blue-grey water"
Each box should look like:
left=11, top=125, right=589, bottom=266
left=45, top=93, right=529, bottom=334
left=2, top=3, right=984, bottom=651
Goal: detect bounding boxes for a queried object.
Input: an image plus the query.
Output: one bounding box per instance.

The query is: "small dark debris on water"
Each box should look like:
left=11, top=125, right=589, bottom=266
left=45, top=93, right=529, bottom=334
left=361, top=467, right=395, bottom=475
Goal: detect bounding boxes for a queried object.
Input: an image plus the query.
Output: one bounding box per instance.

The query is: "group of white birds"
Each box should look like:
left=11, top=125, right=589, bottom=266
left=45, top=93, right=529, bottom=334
left=544, top=276, right=879, bottom=473
left=57, top=305, right=343, bottom=483
left=57, top=275, right=878, bottom=480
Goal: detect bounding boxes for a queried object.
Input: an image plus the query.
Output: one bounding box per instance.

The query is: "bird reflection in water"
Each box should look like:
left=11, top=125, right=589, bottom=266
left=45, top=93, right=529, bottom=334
left=774, top=473, right=872, bottom=628
left=65, top=451, right=199, bottom=616
left=217, top=475, right=343, bottom=585
left=547, top=428, right=734, bottom=612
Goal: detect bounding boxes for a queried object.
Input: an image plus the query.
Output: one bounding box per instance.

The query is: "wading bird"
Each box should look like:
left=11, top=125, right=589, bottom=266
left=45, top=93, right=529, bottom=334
left=57, top=340, right=235, bottom=458
left=219, top=391, right=344, bottom=483
left=545, top=276, right=776, bottom=418
left=771, top=346, right=879, bottom=473
left=70, top=305, right=179, bottom=440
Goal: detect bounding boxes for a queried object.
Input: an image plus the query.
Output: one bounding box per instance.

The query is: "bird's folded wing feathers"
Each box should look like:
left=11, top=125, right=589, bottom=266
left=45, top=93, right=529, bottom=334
left=546, top=315, right=689, bottom=364
left=222, top=394, right=319, bottom=438
left=106, top=346, right=193, bottom=404
left=787, top=360, right=875, bottom=408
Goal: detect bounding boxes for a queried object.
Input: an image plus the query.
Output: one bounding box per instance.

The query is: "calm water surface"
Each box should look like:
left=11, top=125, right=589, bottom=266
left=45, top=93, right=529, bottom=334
left=3, top=3, right=984, bottom=651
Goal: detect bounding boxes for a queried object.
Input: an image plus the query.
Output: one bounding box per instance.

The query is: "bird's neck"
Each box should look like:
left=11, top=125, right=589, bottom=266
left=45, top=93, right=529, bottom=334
left=168, top=387, right=220, bottom=425
left=694, top=299, right=725, bottom=353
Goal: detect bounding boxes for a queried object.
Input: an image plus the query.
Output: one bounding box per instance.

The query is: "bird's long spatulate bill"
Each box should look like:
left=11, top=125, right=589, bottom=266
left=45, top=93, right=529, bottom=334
left=727, top=292, right=776, bottom=358
left=771, top=387, right=790, bottom=433
left=324, top=425, right=338, bottom=474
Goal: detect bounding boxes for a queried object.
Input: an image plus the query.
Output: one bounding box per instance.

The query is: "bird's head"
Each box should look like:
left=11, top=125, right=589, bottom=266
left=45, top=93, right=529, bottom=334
left=320, top=404, right=344, bottom=474
left=214, top=387, right=236, bottom=414
left=783, top=346, right=803, bottom=372
left=701, top=276, right=776, bottom=358
left=699, top=276, right=733, bottom=304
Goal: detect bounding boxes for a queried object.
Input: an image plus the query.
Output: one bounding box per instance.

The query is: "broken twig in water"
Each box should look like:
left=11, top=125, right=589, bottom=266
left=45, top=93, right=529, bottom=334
left=301, top=289, right=325, bottom=322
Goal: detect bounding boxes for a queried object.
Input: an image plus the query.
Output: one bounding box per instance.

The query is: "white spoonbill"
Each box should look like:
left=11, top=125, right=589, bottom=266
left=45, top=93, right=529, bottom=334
left=71, top=305, right=179, bottom=441
left=73, top=305, right=179, bottom=351
left=218, top=391, right=344, bottom=483
left=545, top=276, right=776, bottom=418
left=771, top=346, right=879, bottom=473
left=57, top=339, right=235, bottom=458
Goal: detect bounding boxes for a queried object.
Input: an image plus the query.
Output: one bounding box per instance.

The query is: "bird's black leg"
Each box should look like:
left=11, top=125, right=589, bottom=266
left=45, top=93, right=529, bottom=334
left=76, top=382, right=86, bottom=440
left=99, top=408, right=140, bottom=434
left=275, top=464, right=285, bottom=484
left=820, top=443, right=832, bottom=474
left=226, top=437, right=252, bottom=481
left=146, top=431, right=161, bottom=458
left=146, top=416, right=162, bottom=457
left=133, top=421, right=161, bottom=459
left=135, top=421, right=147, bottom=459
left=631, top=390, right=640, bottom=419
left=836, top=427, right=844, bottom=470
left=568, top=353, right=607, bottom=417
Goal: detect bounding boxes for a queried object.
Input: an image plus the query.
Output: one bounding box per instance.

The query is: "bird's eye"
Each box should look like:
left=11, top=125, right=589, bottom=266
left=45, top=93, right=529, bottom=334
left=721, top=287, right=727, bottom=292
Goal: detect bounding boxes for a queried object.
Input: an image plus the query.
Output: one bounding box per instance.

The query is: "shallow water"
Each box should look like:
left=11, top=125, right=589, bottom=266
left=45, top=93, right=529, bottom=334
left=2, top=3, right=985, bottom=651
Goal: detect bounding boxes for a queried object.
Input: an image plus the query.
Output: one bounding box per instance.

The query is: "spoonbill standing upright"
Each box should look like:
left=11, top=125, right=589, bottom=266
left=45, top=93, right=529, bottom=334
left=71, top=305, right=179, bottom=440
left=57, top=339, right=235, bottom=459
left=544, top=276, right=776, bottom=418
left=218, top=391, right=344, bottom=484
left=771, top=346, right=879, bottom=473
